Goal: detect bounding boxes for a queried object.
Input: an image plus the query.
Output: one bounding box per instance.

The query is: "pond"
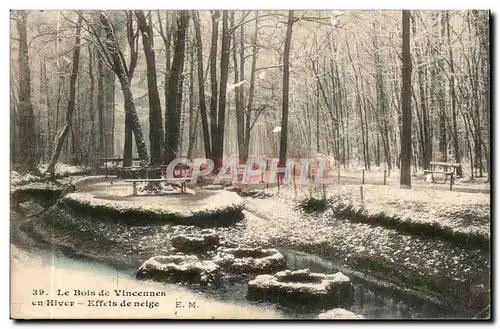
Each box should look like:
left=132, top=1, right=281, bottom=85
left=280, top=249, right=471, bottom=319
left=18, top=235, right=472, bottom=319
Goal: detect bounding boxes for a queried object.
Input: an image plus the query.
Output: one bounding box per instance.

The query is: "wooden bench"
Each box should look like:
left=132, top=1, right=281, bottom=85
left=124, top=178, right=190, bottom=196
left=99, top=157, right=142, bottom=167
left=424, top=161, right=462, bottom=185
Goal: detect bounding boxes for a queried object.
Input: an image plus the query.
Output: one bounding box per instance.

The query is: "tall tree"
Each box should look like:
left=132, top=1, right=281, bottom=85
left=232, top=12, right=245, bottom=164
left=15, top=10, right=38, bottom=173
left=243, top=11, right=259, bottom=163
left=97, top=12, right=149, bottom=164
left=122, top=11, right=140, bottom=166
left=135, top=10, right=164, bottom=165
left=103, top=65, right=115, bottom=158
left=97, top=53, right=105, bottom=160
left=209, top=11, right=220, bottom=163
left=445, top=11, right=462, bottom=176
left=165, top=10, right=189, bottom=164
left=87, top=45, right=97, bottom=166
left=278, top=10, right=295, bottom=175
left=214, top=10, right=232, bottom=169
left=46, top=14, right=84, bottom=176
left=400, top=10, right=412, bottom=187
left=192, top=10, right=211, bottom=158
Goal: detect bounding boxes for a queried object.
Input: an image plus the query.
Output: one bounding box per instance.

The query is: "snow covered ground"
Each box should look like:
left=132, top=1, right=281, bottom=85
left=240, top=192, right=489, bottom=311
left=17, top=176, right=490, bottom=315
left=38, top=163, right=91, bottom=177
left=254, top=184, right=490, bottom=240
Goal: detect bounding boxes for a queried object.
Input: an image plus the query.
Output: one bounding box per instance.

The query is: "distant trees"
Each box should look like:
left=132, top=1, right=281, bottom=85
left=10, top=10, right=490, bottom=180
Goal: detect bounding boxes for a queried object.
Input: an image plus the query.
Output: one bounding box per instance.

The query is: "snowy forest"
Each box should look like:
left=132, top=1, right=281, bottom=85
left=10, top=10, right=491, bottom=320
left=10, top=10, right=490, bottom=183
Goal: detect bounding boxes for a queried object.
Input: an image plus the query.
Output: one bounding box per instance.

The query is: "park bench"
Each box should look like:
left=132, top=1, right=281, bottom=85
left=124, top=178, right=191, bottom=196
left=423, top=161, right=462, bottom=184
left=99, top=157, right=142, bottom=168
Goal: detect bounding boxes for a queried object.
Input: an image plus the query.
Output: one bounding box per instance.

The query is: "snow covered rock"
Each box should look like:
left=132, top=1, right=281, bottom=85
left=135, top=254, right=221, bottom=284
left=247, top=269, right=354, bottom=308
left=317, top=308, right=364, bottom=319
left=18, top=200, right=45, bottom=217
left=212, top=247, right=287, bottom=274
left=171, top=229, right=220, bottom=254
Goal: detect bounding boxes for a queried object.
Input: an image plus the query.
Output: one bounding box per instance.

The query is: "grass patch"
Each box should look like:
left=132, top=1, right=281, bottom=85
left=40, top=206, right=119, bottom=247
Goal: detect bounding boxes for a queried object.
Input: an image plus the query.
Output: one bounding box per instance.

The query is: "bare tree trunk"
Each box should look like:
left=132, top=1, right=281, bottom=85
left=187, top=46, right=199, bottom=160
left=46, top=15, right=84, bottom=176
left=232, top=13, right=245, bottom=164
left=103, top=66, right=115, bottom=158
left=157, top=11, right=174, bottom=122
left=438, top=13, right=447, bottom=161
left=209, top=11, right=220, bottom=163
left=445, top=13, right=460, bottom=175
left=100, top=13, right=149, bottom=165
left=136, top=10, right=164, bottom=165
left=15, top=10, right=38, bottom=173
left=97, top=53, right=105, bottom=160
left=214, top=10, right=231, bottom=169
left=165, top=10, right=189, bottom=164
left=10, top=87, right=19, bottom=165
left=192, top=11, right=211, bottom=158
left=87, top=45, right=97, bottom=166
left=400, top=10, right=412, bottom=187
left=243, top=11, right=259, bottom=163
left=278, top=11, right=294, bottom=174
left=41, top=61, right=51, bottom=161
left=239, top=12, right=246, bottom=160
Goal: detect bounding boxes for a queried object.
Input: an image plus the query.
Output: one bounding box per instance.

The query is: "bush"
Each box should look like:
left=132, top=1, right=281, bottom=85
left=295, top=197, right=329, bottom=213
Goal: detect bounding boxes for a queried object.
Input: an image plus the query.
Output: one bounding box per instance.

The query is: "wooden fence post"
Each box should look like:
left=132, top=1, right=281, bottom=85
left=277, top=172, right=280, bottom=191
left=266, top=160, right=269, bottom=188
left=293, top=164, right=297, bottom=198
left=362, top=169, right=365, bottom=185
left=450, top=172, right=454, bottom=191
left=383, top=170, right=387, bottom=185
left=360, top=185, right=364, bottom=204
